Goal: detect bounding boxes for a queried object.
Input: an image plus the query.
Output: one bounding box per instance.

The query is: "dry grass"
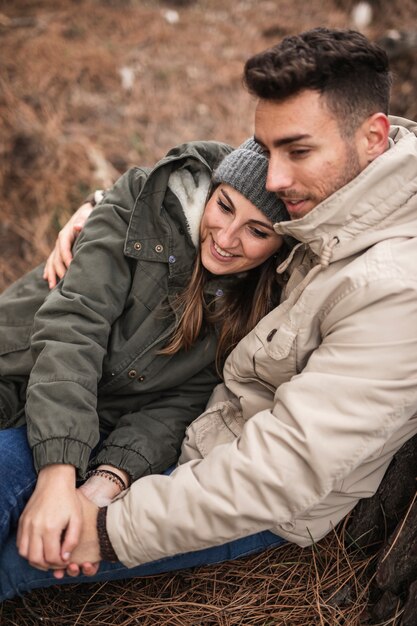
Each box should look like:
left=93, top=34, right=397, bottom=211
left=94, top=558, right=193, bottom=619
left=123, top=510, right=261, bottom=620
left=0, top=525, right=380, bottom=626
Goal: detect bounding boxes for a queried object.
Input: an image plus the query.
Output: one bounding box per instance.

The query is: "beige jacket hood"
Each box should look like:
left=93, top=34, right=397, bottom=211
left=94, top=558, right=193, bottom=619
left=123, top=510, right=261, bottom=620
left=106, top=117, right=417, bottom=565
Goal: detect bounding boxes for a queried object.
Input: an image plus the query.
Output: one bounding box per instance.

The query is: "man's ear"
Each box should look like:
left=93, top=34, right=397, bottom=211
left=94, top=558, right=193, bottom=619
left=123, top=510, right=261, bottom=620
left=361, top=112, right=390, bottom=163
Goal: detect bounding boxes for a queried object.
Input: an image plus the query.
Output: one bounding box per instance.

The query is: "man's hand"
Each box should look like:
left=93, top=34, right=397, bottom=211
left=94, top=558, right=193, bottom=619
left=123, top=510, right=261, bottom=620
left=43, top=201, right=94, bottom=289
left=78, top=464, right=129, bottom=507
left=53, top=490, right=101, bottom=580
left=17, top=464, right=81, bottom=570
left=54, top=465, right=128, bottom=578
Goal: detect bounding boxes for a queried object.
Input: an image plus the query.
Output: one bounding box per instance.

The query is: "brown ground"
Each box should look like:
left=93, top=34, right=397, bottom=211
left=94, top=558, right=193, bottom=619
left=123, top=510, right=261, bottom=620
left=1, top=0, right=417, bottom=623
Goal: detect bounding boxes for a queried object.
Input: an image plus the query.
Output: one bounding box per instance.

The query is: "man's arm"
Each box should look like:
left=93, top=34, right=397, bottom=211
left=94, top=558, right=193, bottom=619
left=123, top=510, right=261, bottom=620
left=103, top=277, right=417, bottom=567
left=62, top=264, right=417, bottom=572
left=43, top=190, right=104, bottom=289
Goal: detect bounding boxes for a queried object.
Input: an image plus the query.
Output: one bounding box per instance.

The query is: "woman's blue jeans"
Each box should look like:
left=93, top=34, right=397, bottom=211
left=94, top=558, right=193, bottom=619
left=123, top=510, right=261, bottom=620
left=0, top=426, right=38, bottom=550
left=0, top=426, right=285, bottom=602
left=0, top=527, right=285, bottom=602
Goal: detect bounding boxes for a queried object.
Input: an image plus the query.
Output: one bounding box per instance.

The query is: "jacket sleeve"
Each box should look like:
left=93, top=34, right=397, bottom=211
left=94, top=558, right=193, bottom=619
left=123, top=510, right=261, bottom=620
left=105, top=272, right=417, bottom=566
left=26, top=168, right=148, bottom=475
left=90, top=362, right=220, bottom=480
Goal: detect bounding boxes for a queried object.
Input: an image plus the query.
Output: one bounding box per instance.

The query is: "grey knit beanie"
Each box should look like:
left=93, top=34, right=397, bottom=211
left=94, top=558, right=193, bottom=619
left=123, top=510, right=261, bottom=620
left=212, top=137, right=288, bottom=223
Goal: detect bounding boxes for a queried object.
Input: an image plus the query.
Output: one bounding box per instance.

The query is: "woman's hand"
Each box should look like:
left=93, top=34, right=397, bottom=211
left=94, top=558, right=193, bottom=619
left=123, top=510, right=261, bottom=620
left=43, top=201, right=94, bottom=289
left=17, top=464, right=81, bottom=570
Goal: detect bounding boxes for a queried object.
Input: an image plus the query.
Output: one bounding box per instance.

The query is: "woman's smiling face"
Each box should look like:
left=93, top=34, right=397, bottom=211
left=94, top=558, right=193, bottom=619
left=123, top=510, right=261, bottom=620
left=199, top=184, right=283, bottom=276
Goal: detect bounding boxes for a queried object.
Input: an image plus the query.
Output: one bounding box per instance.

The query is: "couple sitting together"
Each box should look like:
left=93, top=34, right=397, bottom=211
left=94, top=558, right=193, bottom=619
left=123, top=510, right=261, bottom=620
left=0, top=27, right=416, bottom=603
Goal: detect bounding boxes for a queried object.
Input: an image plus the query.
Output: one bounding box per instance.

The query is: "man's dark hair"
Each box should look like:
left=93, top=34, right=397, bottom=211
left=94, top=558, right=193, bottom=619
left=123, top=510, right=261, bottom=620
left=244, top=28, right=392, bottom=136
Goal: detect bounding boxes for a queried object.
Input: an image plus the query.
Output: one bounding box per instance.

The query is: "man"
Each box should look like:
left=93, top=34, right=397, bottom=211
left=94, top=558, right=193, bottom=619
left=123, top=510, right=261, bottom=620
left=1, top=27, right=417, bottom=606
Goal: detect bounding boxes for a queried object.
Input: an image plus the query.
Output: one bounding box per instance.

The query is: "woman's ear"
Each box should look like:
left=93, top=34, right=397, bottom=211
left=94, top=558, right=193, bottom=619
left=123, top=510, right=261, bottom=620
left=361, top=112, right=391, bottom=163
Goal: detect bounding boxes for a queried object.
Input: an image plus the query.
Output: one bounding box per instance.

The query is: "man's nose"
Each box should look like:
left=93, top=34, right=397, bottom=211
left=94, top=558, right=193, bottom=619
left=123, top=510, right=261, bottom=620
left=266, top=158, right=293, bottom=192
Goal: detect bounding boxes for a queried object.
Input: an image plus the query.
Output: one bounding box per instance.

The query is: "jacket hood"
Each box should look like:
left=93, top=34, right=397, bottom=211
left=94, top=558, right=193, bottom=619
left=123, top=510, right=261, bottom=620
left=274, top=116, right=417, bottom=266
left=125, top=140, right=233, bottom=258
left=164, top=142, right=235, bottom=246
left=163, top=140, right=234, bottom=172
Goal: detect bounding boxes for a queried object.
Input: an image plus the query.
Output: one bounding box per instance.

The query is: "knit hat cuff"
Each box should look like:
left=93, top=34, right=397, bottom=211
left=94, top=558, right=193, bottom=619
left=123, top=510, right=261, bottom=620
left=212, top=138, right=288, bottom=223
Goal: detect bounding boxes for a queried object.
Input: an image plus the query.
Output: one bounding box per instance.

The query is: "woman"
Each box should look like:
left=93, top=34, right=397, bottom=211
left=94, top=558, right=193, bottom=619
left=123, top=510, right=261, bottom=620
left=0, top=138, right=287, bottom=578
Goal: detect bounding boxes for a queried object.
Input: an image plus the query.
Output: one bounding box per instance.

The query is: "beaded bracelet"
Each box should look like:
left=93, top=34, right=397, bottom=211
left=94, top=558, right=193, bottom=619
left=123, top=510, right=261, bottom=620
left=85, top=468, right=128, bottom=492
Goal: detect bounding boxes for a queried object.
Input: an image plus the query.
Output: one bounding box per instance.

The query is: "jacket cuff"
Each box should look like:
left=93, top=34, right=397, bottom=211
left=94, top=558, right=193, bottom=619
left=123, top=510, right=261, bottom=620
left=97, top=507, right=119, bottom=562
left=90, top=444, right=151, bottom=481
left=32, top=438, right=93, bottom=477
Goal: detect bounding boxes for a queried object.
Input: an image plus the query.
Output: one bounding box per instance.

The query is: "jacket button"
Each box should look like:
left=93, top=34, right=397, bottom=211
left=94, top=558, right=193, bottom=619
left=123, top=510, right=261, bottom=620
left=155, top=244, right=164, bottom=253
left=134, top=242, right=142, bottom=251
left=138, top=375, right=145, bottom=382
left=267, top=329, right=277, bottom=342
left=168, top=255, right=176, bottom=264
left=128, top=369, right=137, bottom=378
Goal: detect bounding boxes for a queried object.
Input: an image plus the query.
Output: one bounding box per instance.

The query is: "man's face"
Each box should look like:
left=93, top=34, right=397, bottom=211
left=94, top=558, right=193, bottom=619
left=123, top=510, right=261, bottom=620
left=254, top=90, right=369, bottom=219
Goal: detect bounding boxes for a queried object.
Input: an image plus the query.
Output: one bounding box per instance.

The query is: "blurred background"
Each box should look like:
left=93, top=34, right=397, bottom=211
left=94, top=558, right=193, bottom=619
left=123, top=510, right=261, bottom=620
left=1, top=0, right=417, bottom=290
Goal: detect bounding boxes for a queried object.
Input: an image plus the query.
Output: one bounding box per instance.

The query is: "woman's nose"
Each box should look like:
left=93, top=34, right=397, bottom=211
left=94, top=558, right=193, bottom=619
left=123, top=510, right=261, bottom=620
left=216, top=224, right=239, bottom=249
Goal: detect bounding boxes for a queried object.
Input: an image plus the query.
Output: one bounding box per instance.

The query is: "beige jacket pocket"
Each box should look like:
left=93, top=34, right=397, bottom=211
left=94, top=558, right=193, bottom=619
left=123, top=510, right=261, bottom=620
left=179, top=401, right=244, bottom=463
left=253, top=323, right=298, bottom=389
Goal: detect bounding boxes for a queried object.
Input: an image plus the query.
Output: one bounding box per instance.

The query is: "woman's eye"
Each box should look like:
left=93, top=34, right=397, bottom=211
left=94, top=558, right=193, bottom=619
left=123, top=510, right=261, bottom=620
left=217, top=199, right=232, bottom=213
left=250, top=227, right=269, bottom=239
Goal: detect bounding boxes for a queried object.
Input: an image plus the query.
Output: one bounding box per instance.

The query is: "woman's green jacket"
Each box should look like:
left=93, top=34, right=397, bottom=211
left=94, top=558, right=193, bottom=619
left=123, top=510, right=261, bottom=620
left=0, top=140, right=232, bottom=480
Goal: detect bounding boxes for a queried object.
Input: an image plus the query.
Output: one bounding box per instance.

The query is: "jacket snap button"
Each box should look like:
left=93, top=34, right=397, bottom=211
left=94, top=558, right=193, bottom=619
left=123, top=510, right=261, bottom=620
left=134, top=242, right=142, bottom=251
left=168, top=255, right=176, bottom=264
left=138, top=375, right=145, bottom=382
left=128, top=369, right=137, bottom=378
left=155, top=244, right=164, bottom=253
left=267, top=329, right=277, bottom=342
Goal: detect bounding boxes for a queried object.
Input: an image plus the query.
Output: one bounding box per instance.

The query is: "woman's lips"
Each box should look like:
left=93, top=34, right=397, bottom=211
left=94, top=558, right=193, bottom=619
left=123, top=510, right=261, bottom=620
left=210, top=238, right=237, bottom=261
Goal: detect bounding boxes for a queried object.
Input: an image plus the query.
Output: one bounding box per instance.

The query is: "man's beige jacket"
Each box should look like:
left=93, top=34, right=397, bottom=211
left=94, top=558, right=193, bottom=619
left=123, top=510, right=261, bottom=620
left=107, top=117, right=417, bottom=566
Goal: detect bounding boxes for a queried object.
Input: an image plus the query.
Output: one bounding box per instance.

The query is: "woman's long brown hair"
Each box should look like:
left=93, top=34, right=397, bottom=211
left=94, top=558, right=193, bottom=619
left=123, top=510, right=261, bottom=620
left=161, top=248, right=283, bottom=373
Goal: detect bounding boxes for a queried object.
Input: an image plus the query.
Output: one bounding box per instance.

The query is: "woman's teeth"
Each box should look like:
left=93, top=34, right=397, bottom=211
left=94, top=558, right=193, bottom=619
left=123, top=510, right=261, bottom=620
left=214, top=241, right=234, bottom=257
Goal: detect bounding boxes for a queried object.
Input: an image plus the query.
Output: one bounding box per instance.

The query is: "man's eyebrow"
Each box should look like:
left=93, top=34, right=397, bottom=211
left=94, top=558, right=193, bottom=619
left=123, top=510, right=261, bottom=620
left=254, top=134, right=311, bottom=148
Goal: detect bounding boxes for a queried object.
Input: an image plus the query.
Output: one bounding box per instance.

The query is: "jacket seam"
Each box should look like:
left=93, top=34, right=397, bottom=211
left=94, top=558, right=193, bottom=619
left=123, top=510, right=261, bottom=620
left=32, top=436, right=92, bottom=450
left=27, top=378, right=97, bottom=394
left=98, top=443, right=151, bottom=467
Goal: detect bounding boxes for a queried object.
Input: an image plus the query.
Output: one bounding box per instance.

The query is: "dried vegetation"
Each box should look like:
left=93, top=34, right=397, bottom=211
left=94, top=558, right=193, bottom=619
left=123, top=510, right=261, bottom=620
left=1, top=0, right=417, bottom=623
left=1, top=525, right=376, bottom=625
